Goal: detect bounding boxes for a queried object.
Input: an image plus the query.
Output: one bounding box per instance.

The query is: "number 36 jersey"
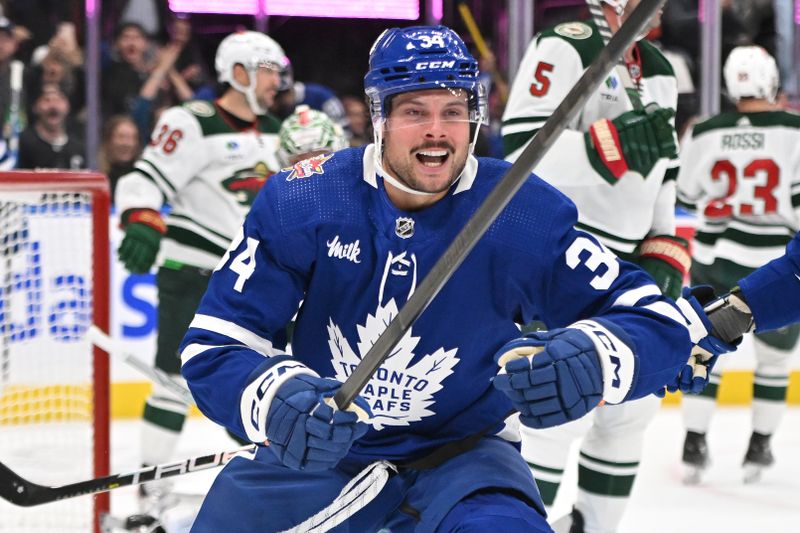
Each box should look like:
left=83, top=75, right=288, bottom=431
left=677, top=111, right=800, bottom=268
left=115, top=100, right=282, bottom=270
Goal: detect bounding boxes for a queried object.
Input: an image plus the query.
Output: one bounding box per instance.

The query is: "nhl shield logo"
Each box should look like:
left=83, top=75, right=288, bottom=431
left=395, top=217, right=414, bottom=239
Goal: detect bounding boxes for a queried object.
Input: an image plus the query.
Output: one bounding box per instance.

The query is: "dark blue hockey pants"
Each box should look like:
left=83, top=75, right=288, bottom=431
left=191, top=436, right=552, bottom=532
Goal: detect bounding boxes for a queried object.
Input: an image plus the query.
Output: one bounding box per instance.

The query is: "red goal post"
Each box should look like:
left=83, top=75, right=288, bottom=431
left=0, top=171, right=110, bottom=532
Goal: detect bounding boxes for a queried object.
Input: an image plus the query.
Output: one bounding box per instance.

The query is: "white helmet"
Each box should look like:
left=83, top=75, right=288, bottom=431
left=603, top=0, right=628, bottom=15
left=215, top=30, right=287, bottom=115
left=724, top=45, right=779, bottom=103
left=277, top=105, right=348, bottom=166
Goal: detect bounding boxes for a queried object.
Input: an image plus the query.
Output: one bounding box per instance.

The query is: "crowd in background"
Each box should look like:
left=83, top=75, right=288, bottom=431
left=0, top=0, right=795, bottom=196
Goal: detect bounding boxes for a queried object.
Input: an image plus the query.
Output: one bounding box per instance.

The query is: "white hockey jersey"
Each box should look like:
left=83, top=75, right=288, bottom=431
left=502, top=21, right=679, bottom=256
left=677, top=110, right=800, bottom=268
left=116, top=100, right=282, bottom=270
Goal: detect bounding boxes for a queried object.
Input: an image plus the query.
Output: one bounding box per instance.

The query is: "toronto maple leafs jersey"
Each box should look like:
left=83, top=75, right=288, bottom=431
left=115, top=100, right=282, bottom=270
left=677, top=111, right=800, bottom=269
left=502, top=20, right=679, bottom=255
left=180, top=144, right=693, bottom=463
left=739, top=231, right=800, bottom=332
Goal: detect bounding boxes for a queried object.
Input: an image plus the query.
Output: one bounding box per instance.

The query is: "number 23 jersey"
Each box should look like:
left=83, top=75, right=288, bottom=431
left=677, top=111, right=800, bottom=268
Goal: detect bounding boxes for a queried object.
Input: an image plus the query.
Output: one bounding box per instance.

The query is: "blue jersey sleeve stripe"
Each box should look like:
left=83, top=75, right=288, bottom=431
left=188, top=314, right=276, bottom=356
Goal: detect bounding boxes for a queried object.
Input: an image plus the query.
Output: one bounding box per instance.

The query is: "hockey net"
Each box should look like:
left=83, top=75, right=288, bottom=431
left=0, top=172, right=110, bottom=533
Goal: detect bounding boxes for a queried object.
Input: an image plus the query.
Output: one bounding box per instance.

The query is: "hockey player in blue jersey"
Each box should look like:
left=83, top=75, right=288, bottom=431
left=180, top=26, right=714, bottom=532
left=737, top=230, right=800, bottom=333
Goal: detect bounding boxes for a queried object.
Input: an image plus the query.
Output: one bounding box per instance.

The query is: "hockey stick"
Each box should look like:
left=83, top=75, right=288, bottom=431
left=0, top=445, right=256, bottom=506
left=88, top=325, right=195, bottom=406
left=583, top=0, right=748, bottom=343
left=334, top=0, right=667, bottom=409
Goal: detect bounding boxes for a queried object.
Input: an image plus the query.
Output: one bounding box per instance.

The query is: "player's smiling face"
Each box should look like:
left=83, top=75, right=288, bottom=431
left=382, top=88, right=471, bottom=200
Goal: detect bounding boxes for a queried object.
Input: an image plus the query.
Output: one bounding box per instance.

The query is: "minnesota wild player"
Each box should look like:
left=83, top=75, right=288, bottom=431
left=114, top=30, right=285, bottom=514
left=677, top=45, right=800, bottom=486
left=502, top=1, right=686, bottom=530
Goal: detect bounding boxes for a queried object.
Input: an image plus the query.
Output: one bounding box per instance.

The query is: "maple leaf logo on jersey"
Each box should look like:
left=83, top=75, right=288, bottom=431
left=328, top=298, right=459, bottom=430
left=222, top=161, right=274, bottom=206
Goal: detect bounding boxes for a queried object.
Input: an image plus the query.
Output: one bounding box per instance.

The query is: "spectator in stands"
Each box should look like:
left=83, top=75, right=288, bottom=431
left=25, top=22, right=85, bottom=126
left=102, top=22, right=152, bottom=117
left=340, top=94, right=370, bottom=147
left=130, top=18, right=193, bottom=145
left=18, top=82, right=85, bottom=169
left=97, top=114, right=140, bottom=198
left=0, top=16, right=25, bottom=170
left=5, top=0, right=75, bottom=63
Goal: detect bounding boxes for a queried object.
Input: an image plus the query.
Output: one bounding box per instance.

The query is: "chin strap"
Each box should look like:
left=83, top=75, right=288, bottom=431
left=229, top=69, right=267, bottom=116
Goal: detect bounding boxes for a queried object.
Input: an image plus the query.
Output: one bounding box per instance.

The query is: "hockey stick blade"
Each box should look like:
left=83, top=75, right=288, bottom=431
left=0, top=445, right=255, bottom=506
left=334, top=0, right=667, bottom=409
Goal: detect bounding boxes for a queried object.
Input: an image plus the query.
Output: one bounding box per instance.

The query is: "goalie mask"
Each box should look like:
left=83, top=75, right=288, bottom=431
left=364, top=25, right=486, bottom=196
left=724, top=45, right=779, bottom=104
left=277, top=105, right=348, bottom=166
left=216, top=31, right=288, bottom=115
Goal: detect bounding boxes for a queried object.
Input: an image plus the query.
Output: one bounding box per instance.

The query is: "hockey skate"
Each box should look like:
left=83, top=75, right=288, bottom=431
left=742, top=432, right=774, bottom=483
left=682, top=431, right=709, bottom=485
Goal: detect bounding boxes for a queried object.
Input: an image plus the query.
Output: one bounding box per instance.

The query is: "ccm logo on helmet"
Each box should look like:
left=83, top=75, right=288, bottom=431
left=415, top=60, right=456, bottom=70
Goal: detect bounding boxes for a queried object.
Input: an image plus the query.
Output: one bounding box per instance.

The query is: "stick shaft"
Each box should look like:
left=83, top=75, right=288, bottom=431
left=0, top=445, right=255, bottom=506
left=88, top=325, right=195, bottom=406
left=334, top=0, right=667, bottom=409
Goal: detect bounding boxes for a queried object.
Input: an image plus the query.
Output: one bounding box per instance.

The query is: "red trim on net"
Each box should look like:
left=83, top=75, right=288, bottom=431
left=0, top=171, right=111, bottom=533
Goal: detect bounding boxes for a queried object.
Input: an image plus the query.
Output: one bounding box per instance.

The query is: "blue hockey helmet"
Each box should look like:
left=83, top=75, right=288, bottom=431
left=364, top=26, right=486, bottom=124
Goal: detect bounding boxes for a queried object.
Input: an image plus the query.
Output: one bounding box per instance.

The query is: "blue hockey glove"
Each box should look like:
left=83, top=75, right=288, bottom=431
left=266, top=374, right=371, bottom=471
left=493, top=327, right=604, bottom=429
left=656, top=286, right=742, bottom=397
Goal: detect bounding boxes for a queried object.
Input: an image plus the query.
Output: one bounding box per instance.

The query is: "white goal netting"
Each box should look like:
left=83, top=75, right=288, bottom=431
left=0, top=175, right=109, bottom=533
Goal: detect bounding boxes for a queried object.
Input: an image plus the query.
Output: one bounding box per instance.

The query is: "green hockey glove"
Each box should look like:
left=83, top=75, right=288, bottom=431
left=118, top=209, right=166, bottom=274
left=636, top=234, right=691, bottom=300
left=585, top=106, right=677, bottom=183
